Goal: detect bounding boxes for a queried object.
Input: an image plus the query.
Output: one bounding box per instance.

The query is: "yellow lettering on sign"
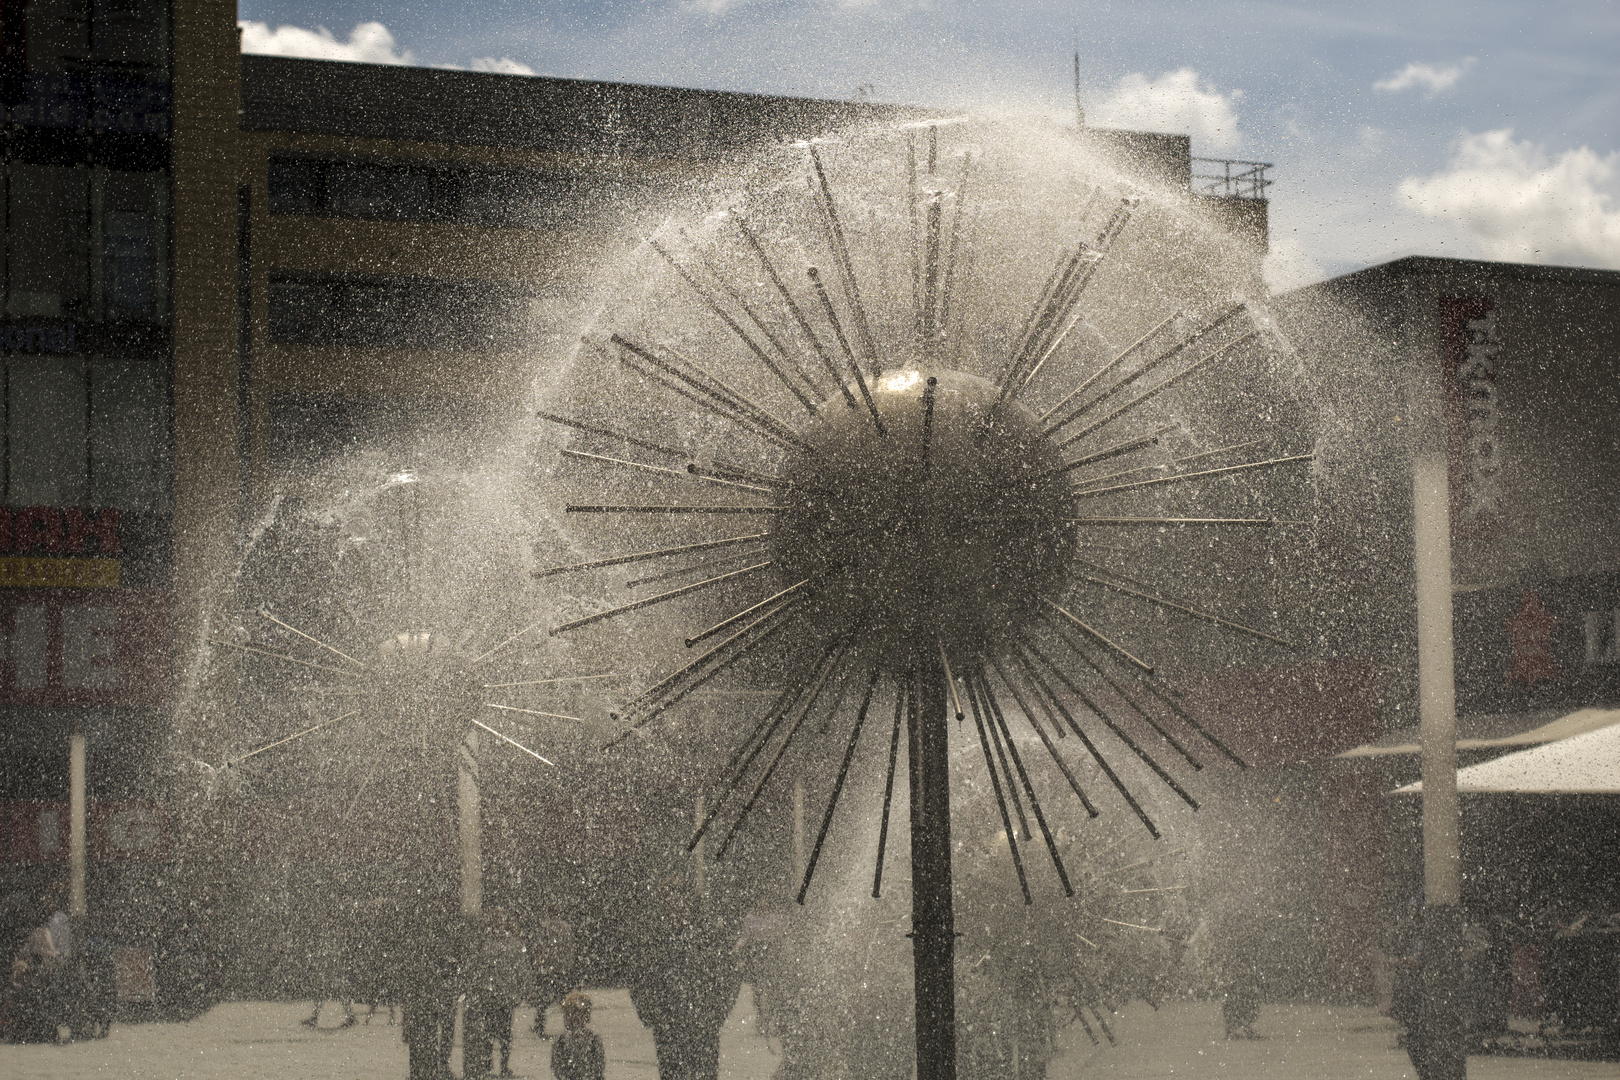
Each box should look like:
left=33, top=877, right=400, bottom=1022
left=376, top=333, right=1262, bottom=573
left=0, top=558, right=120, bottom=588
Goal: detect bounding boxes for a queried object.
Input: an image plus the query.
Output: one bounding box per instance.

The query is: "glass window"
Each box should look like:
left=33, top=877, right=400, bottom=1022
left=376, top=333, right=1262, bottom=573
left=93, top=0, right=169, bottom=75
left=267, top=278, right=336, bottom=344
left=7, top=163, right=91, bottom=318
left=9, top=356, right=88, bottom=505
left=266, top=273, right=537, bottom=351
left=91, top=358, right=168, bottom=511
left=268, top=158, right=324, bottom=215
left=24, top=0, right=91, bottom=75
left=95, top=169, right=167, bottom=319
left=268, top=154, right=569, bottom=230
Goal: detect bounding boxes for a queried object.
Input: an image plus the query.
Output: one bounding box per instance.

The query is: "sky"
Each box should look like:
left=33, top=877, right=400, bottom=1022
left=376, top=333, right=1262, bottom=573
left=234, top=1, right=1620, bottom=292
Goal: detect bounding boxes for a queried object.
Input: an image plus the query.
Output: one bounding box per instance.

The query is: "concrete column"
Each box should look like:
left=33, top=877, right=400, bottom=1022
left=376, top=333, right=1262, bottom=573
left=458, top=729, right=482, bottom=917
left=1413, top=431, right=1464, bottom=1080
left=1414, top=453, right=1460, bottom=908
left=70, top=735, right=88, bottom=916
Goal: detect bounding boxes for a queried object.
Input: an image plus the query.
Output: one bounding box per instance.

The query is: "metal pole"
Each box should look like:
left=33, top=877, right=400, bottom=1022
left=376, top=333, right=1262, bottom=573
left=458, top=729, right=482, bottom=917
left=69, top=734, right=87, bottom=917
left=1414, top=435, right=1464, bottom=1077
left=911, top=662, right=956, bottom=1080
left=694, top=794, right=707, bottom=901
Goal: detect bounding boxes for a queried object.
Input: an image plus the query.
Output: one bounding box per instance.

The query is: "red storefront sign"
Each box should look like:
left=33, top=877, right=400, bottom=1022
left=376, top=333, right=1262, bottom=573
left=1, top=801, right=172, bottom=863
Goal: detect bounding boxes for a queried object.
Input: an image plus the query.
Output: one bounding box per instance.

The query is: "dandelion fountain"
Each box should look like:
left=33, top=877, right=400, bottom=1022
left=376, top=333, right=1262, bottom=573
left=540, top=116, right=1314, bottom=1078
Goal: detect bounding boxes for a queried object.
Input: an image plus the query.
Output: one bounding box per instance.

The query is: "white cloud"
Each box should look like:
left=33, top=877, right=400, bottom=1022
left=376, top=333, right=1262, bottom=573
left=1398, top=129, right=1620, bottom=267
left=1374, top=58, right=1474, bottom=95
left=468, top=56, right=537, bottom=75
left=1091, top=68, right=1241, bottom=153
left=238, top=20, right=414, bottom=65
left=1263, top=231, right=1327, bottom=294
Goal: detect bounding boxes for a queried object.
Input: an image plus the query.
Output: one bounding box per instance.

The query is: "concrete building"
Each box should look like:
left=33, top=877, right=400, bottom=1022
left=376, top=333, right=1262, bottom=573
left=1275, top=256, right=1620, bottom=1008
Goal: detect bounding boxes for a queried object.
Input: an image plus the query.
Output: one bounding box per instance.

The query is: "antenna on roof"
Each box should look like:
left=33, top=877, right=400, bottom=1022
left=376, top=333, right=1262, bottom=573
left=1072, top=33, right=1085, bottom=129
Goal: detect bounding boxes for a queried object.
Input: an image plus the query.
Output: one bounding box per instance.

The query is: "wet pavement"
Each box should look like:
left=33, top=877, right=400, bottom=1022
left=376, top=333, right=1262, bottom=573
left=1050, top=1000, right=1618, bottom=1080
left=2, top=991, right=1614, bottom=1079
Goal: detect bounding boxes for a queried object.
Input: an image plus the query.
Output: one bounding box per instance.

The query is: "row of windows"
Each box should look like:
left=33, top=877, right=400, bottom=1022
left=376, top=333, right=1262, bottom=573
left=0, top=0, right=170, bottom=81
left=267, top=273, right=539, bottom=352
left=1, top=162, right=167, bottom=321
left=268, top=154, right=588, bottom=230
left=1, top=356, right=169, bottom=511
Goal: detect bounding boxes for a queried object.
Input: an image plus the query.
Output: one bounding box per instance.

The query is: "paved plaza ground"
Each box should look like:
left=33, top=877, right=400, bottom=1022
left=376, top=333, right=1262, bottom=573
left=2, top=991, right=1615, bottom=1080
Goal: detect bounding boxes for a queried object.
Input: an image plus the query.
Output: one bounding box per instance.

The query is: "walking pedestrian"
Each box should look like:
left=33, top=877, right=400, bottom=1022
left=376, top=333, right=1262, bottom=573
left=468, top=911, right=530, bottom=1078
left=550, top=992, right=604, bottom=1080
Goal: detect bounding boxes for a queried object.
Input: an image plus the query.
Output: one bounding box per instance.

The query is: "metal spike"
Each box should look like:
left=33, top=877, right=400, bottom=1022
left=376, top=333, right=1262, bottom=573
left=986, top=655, right=1098, bottom=818
left=688, top=647, right=835, bottom=850
left=1072, top=567, right=1293, bottom=647
left=1039, top=311, right=1180, bottom=427
left=1068, top=452, right=1315, bottom=499
left=968, top=672, right=1033, bottom=905
left=1022, top=640, right=1199, bottom=809
left=208, top=637, right=358, bottom=679
left=553, top=562, right=772, bottom=636
left=535, top=410, right=686, bottom=459
left=1013, top=647, right=1161, bottom=837
left=807, top=267, right=885, bottom=434
left=872, top=679, right=906, bottom=898
left=469, top=718, right=556, bottom=766
left=257, top=605, right=368, bottom=670
left=1056, top=330, right=1259, bottom=449
left=806, top=144, right=883, bottom=376
left=1043, top=622, right=1205, bottom=770
left=648, top=239, right=818, bottom=414
left=483, top=703, right=585, bottom=723
left=972, top=665, right=1075, bottom=895
left=626, top=550, right=762, bottom=589
left=714, top=638, right=853, bottom=858
left=534, top=533, right=770, bottom=579
left=980, top=679, right=1032, bottom=841
left=564, top=504, right=781, bottom=515
left=226, top=710, right=362, bottom=768
left=610, top=600, right=802, bottom=744
left=797, top=669, right=882, bottom=904
left=559, top=448, right=774, bottom=494
left=609, top=344, right=799, bottom=450
left=1038, top=597, right=1154, bottom=674
left=685, top=580, right=810, bottom=648
left=732, top=216, right=854, bottom=406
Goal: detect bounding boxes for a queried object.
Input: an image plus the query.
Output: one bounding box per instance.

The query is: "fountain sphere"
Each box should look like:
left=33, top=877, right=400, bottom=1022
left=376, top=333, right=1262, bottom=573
left=774, top=367, right=1072, bottom=670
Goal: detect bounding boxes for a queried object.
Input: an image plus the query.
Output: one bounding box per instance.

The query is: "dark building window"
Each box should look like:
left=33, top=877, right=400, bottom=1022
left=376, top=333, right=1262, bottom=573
left=3, top=164, right=169, bottom=321
left=268, top=154, right=580, bottom=229
left=267, top=271, right=539, bottom=351
left=1, top=355, right=170, bottom=511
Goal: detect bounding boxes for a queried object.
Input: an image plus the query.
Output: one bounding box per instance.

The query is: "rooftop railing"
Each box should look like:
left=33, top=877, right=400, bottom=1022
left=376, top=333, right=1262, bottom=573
left=1191, top=157, right=1273, bottom=201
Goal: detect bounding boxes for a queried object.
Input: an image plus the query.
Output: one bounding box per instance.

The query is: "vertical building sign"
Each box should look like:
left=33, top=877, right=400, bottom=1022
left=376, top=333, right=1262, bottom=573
left=1438, top=298, right=1503, bottom=539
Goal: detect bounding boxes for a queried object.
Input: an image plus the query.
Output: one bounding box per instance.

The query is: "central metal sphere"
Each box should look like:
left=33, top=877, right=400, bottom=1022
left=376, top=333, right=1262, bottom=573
left=775, top=368, right=1073, bottom=671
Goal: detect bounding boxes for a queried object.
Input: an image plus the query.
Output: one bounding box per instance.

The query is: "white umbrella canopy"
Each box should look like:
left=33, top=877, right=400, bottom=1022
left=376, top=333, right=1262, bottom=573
left=1394, top=718, right=1620, bottom=795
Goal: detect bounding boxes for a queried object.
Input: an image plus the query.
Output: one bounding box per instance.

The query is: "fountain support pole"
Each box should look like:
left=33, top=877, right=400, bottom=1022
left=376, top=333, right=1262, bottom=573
left=910, top=662, right=957, bottom=1080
